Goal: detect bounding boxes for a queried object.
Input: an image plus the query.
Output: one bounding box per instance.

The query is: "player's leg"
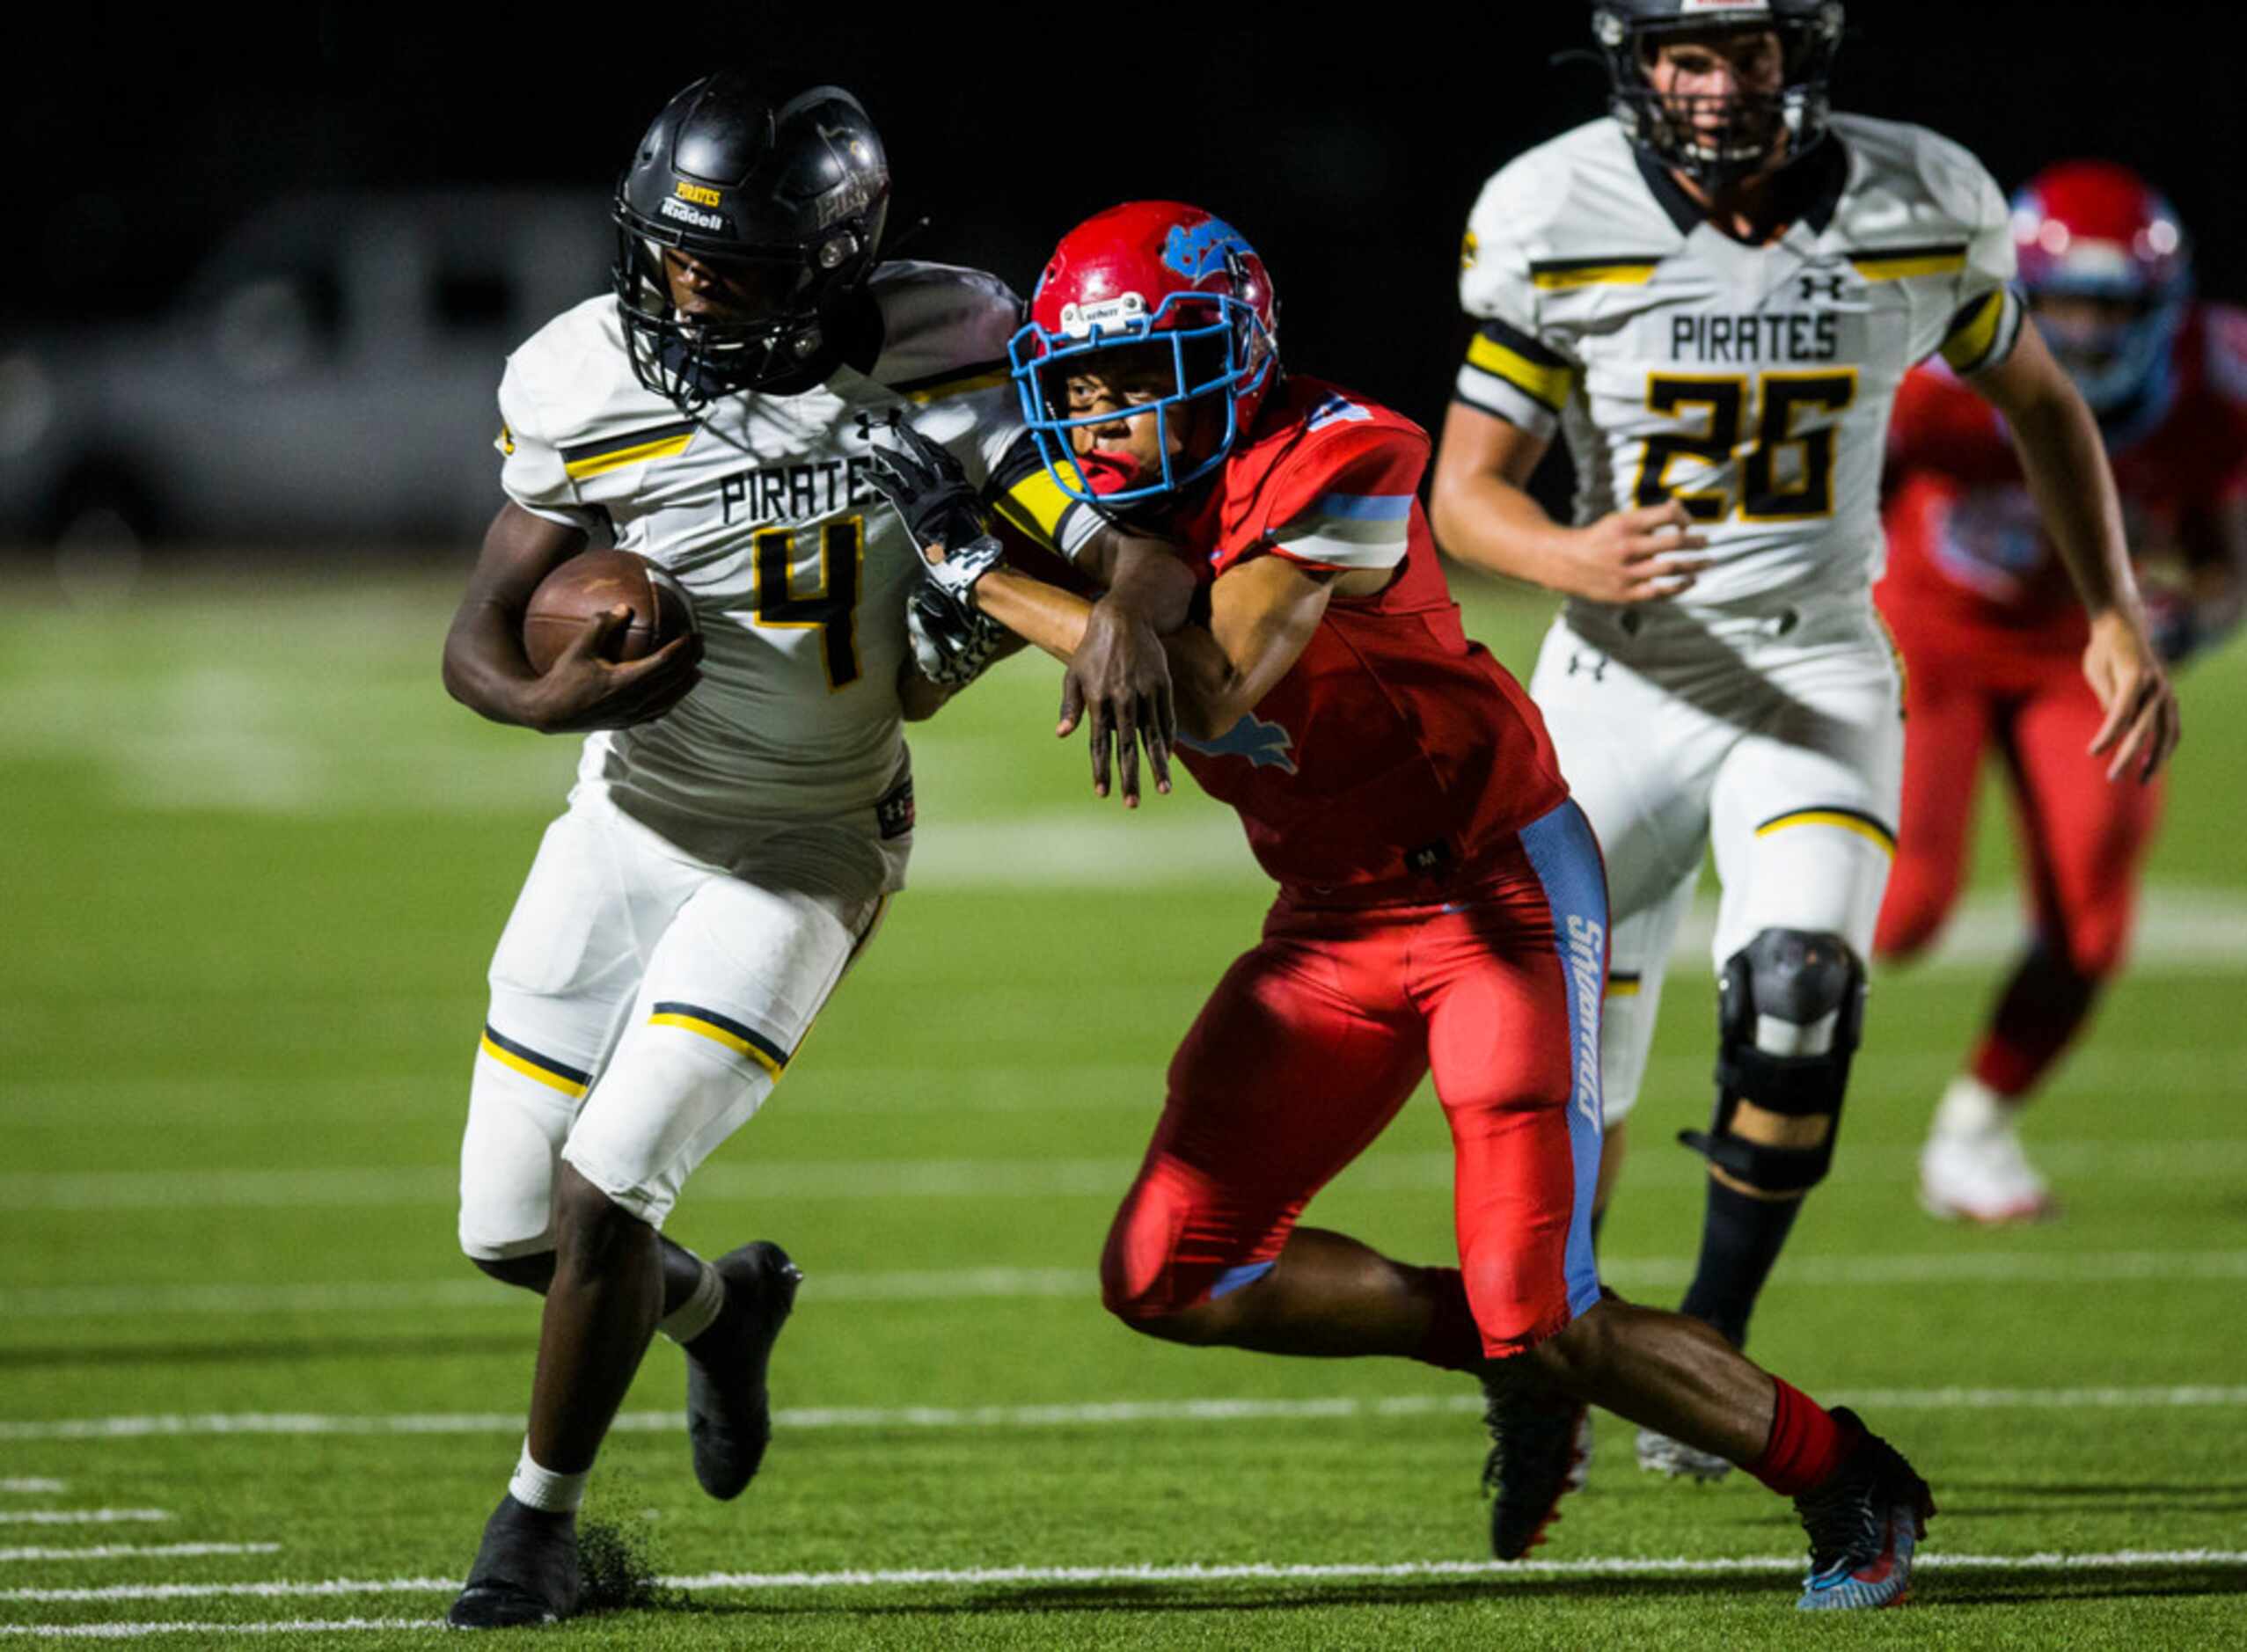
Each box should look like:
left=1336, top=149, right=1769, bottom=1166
left=1526, top=617, right=1721, bottom=1229
left=1518, top=1297, right=1934, bottom=1607
left=457, top=804, right=723, bottom=1326
left=1926, top=675, right=2164, bottom=1219
left=1872, top=638, right=1988, bottom=964
left=1100, top=907, right=1460, bottom=1362
left=536, top=875, right=879, bottom=1482
left=451, top=861, right=875, bottom=1626
left=1680, top=625, right=1902, bottom=1352
left=1416, top=800, right=1607, bottom=1555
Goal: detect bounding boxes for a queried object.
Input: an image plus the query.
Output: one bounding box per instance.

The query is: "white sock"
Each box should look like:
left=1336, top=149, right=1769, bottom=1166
left=658, top=1258, right=727, bottom=1346
left=1930, top=1074, right=2013, bottom=1140
left=508, top=1440, right=588, bottom=1514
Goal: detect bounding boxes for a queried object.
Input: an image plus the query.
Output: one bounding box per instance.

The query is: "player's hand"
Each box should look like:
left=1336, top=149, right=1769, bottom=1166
left=1554, top=501, right=1709, bottom=603
left=862, top=420, right=988, bottom=559
left=2082, top=608, right=2181, bottom=783
left=1057, top=598, right=1175, bottom=807
left=520, top=606, right=704, bottom=733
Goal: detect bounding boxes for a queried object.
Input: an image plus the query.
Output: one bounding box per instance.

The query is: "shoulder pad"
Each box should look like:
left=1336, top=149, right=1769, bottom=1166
left=867, top=261, right=1023, bottom=393
left=1468, top=120, right=1616, bottom=259
left=1833, top=113, right=2001, bottom=231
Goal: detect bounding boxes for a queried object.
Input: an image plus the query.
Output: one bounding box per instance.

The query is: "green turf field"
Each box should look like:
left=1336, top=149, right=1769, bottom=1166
left=2, top=565, right=2243, bottom=1647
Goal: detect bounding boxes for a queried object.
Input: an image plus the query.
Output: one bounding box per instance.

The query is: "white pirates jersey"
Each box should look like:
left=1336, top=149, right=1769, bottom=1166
left=1458, top=115, right=2025, bottom=610
left=494, top=260, right=1030, bottom=856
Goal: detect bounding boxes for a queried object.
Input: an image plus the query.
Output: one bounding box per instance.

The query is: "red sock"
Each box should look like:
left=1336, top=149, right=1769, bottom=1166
left=1411, top=1267, right=1485, bottom=1372
left=1748, top=1378, right=1858, bottom=1495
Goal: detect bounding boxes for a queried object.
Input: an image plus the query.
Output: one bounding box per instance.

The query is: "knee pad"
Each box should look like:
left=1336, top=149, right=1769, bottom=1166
left=1679, top=929, right=1865, bottom=1195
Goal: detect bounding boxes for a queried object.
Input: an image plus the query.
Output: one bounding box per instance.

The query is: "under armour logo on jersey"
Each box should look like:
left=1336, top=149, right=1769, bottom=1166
left=1567, top=651, right=1607, bottom=683
left=1306, top=393, right=1372, bottom=432
left=1162, top=217, right=1256, bottom=281
left=852, top=407, right=904, bottom=442
left=1799, top=273, right=1848, bottom=303
left=1176, top=712, right=1298, bottom=773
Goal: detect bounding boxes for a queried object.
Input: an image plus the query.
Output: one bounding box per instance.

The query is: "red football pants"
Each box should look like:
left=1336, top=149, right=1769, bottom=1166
left=1875, top=626, right=2163, bottom=1096
left=1101, top=802, right=1609, bottom=1358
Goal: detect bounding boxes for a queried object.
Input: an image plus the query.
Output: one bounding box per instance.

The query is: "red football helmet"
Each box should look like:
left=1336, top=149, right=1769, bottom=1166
left=2010, top=160, right=2192, bottom=413
left=1007, top=201, right=1278, bottom=504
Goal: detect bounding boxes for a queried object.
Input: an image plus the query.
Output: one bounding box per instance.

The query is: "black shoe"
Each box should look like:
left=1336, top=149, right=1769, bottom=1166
left=1792, top=1409, right=1936, bottom=1611
left=684, top=1240, right=802, bottom=1501
left=447, top=1495, right=580, bottom=1629
left=1481, top=1377, right=1589, bottom=1561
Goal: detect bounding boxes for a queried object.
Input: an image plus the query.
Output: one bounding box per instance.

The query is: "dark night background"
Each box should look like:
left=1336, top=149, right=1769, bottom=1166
left=5, top=0, right=2241, bottom=543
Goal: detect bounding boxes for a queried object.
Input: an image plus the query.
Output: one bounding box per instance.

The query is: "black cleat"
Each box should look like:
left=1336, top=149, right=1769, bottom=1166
left=446, top=1495, right=580, bottom=1629
left=1793, top=1409, right=1937, bottom=1611
left=1481, top=1377, right=1590, bottom=1561
left=684, top=1240, right=802, bottom=1501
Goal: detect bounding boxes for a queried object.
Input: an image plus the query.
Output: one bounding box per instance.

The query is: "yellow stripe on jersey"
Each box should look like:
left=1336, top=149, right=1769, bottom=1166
left=993, top=464, right=1074, bottom=547
left=1605, top=974, right=1643, bottom=1000
left=648, top=1002, right=788, bottom=1080
left=1849, top=245, right=1968, bottom=281
left=897, top=367, right=1012, bottom=404
left=477, top=1030, right=589, bottom=1100
left=1530, top=261, right=1660, bottom=290
left=1939, top=290, right=2005, bottom=372
left=562, top=431, right=696, bottom=480
left=1754, top=808, right=1898, bottom=855
left=1466, top=333, right=1575, bottom=411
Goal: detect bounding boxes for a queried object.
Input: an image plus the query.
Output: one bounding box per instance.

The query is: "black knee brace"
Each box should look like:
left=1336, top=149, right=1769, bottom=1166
left=1678, top=928, right=1865, bottom=1195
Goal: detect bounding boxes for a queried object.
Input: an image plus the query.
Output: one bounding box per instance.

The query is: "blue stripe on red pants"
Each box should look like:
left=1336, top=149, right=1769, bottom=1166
left=1514, top=799, right=1609, bottom=1319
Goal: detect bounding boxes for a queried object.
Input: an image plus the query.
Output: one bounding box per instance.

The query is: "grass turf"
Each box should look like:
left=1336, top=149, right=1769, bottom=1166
left=1, top=565, right=2243, bottom=1646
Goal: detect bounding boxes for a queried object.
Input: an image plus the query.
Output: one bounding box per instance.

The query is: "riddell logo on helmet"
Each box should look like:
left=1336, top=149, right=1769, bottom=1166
left=659, top=196, right=726, bottom=231
left=1058, top=293, right=1148, bottom=339
left=673, top=181, right=722, bottom=208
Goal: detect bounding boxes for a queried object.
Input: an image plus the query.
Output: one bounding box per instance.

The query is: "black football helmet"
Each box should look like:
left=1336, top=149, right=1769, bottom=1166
left=1589, top=1, right=1845, bottom=189
left=613, top=75, right=889, bottom=413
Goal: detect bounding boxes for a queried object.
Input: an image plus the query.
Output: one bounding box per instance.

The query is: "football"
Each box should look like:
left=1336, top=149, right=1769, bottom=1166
left=522, top=548, right=698, bottom=675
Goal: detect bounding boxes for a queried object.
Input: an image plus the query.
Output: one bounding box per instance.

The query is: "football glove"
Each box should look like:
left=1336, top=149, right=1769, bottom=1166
left=863, top=421, right=1006, bottom=610
left=906, top=583, right=1010, bottom=688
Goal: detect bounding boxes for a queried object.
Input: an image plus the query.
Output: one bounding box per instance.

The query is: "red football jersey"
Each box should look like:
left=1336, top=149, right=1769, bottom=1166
left=1160, top=374, right=1570, bottom=897
left=1880, top=302, right=2247, bottom=654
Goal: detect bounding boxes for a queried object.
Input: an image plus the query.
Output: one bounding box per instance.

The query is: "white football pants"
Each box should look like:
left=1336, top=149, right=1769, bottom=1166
left=1528, top=595, right=1902, bottom=1124
left=458, top=790, right=888, bottom=1256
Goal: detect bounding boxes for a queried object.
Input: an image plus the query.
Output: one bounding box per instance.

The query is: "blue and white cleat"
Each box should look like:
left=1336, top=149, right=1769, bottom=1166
left=1792, top=1408, right=1936, bottom=1611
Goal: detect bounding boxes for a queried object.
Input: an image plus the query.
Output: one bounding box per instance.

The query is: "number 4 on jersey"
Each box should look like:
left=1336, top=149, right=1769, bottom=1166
left=751, top=519, right=862, bottom=690
left=1635, top=369, right=1857, bottom=523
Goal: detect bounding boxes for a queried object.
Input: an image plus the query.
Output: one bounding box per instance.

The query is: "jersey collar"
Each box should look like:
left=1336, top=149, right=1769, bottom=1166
left=1635, top=136, right=1848, bottom=245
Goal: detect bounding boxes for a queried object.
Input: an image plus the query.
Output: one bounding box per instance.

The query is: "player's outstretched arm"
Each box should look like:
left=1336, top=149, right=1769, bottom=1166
left=1971, top=325, right=2182, bottom=780
left=1429, top=401, right=1708, bottom=603
left=441, top=501, right=703, bottom=734
left=976, top=552, right=1330, bottom=745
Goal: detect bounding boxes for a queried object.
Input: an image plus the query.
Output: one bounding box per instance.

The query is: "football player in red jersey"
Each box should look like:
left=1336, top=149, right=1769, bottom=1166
left=1876, top=162, right=2245, bottom=1224
left=867, top=201, right=1937, bottom=1610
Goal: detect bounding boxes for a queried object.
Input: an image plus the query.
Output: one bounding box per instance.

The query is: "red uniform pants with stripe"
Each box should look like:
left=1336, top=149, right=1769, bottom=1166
left=1101, top=801, right=1608, bottom=1359
left=1873, top=613, right=2163, bottom=1097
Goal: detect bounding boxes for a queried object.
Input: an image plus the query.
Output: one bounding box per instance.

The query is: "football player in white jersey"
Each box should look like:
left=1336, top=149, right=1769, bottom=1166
left=435, top=75, right=1182, bottom=1628
left=1431, top=0, right=2179, bottom=1485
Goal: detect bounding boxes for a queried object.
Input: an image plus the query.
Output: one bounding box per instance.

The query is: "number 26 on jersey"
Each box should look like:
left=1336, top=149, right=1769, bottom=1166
left=1634, top=369, right=1858, bottom=523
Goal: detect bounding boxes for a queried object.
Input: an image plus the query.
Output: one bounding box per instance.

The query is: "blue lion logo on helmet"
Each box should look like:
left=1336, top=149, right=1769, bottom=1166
left=1162, top=218, right=1256, bottom=281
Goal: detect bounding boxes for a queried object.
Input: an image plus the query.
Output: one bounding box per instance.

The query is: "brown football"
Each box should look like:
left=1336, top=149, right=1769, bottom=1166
left=522, top=549, right=698, bottom=675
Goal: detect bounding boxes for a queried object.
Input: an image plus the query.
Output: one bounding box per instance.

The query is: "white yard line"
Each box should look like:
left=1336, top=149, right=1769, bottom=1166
left=5, top=1139, right=2245, bottom=1211
left=0, top=1516, right=166, bottom=1529
left=5, top=1383, right=2243, bottom=1445
left=4, top=1246, right=2244, bottom=1323
left=4, top=1549, right=2244, bottom=1607
left=0, top=1621, right=439, bottom=1641
left=0, top=1487, right=62, bottom=1497
left=0, top=1546, right=279, bottom=1565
